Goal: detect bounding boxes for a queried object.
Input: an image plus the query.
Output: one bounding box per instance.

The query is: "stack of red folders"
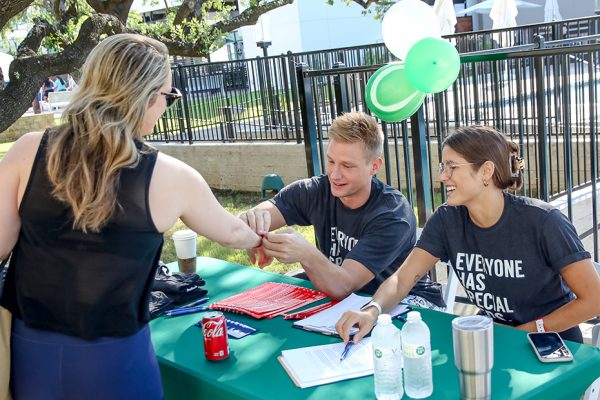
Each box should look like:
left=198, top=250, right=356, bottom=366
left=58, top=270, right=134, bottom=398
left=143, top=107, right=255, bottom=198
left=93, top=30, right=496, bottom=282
left=209, top=282, right=327, bottom=319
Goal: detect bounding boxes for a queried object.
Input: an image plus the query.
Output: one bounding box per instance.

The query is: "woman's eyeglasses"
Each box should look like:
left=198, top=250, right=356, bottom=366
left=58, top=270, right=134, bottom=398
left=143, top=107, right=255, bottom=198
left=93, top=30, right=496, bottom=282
left=438, top=162, right=474, bottom=178
left=160, top=87, right=182, bottom=108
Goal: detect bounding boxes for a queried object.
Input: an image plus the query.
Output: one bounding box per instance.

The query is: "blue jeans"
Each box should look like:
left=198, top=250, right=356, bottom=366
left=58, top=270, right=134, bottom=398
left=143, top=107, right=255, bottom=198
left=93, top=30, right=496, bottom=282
left=11, top=318, right=163, bottom=400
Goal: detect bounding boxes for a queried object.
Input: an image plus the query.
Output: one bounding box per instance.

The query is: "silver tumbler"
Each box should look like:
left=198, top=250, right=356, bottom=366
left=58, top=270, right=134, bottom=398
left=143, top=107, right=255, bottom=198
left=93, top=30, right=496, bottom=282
left=452, top=315, right=494, bottom=400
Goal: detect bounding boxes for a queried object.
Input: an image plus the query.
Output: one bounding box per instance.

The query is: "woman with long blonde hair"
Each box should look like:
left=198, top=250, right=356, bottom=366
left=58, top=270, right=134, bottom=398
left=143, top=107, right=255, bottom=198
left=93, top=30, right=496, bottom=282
left=0, top=33, right=261, bottom=399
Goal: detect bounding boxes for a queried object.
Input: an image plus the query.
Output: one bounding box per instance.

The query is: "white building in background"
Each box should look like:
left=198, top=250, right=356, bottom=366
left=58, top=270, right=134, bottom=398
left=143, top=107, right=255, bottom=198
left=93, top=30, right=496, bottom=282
left=216, top=1, right=382, bottom=61
left=460, top=0, right=597, bottom=31
left=133, top=0, right=599, bottom=63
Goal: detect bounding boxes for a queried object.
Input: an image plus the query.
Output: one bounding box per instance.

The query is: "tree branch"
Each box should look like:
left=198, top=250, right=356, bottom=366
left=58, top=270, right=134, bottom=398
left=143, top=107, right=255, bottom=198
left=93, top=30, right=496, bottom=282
left=16, top=18, right=55, bottom=58
left=173, top=0, right=198, bottom=26
left=0, top=13, right=129, bottom=134
left=87, top=0, right=134, bottom=22
left=210, top=0, right=294, bottom=39
left=348, top=0, right=379, bottom=9
left=0, top=0, right=34, bottom=31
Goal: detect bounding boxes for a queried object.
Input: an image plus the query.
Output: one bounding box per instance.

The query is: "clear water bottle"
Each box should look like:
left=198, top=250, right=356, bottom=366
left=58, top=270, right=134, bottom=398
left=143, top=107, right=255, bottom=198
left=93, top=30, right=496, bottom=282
left=401, top=311, right=433, bottom=398
left=372, top=314, right=403, bottom=400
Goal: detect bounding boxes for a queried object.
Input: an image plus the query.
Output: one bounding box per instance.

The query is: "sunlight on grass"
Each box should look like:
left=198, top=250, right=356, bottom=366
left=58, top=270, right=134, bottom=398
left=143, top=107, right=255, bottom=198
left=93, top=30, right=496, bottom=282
left=161, top=190, right=315, bottom=275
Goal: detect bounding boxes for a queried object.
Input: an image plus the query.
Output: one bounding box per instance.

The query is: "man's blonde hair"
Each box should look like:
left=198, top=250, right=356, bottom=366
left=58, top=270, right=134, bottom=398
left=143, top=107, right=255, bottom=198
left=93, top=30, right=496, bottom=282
left=329, top=112, right=383, bottom=161
left=46, top=33, right=171, bottom=232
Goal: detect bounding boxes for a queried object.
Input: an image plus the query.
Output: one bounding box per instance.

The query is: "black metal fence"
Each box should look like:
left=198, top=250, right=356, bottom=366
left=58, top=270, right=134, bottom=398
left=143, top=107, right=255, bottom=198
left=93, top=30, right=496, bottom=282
left=145, top=15, right=600, bottom=145
left=297, top=37, right=600, bottom=260
left=451, top=14, right=600, bottom=51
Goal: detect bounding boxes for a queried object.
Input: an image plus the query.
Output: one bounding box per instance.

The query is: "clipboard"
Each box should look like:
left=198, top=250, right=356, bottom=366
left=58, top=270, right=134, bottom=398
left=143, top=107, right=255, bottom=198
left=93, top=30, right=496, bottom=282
left=292, top=293, right=409, bottom=337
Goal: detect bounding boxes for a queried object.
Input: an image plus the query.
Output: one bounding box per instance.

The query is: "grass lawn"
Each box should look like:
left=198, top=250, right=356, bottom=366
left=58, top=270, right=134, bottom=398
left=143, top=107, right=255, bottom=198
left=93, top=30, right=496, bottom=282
left=0, top=142, right=13, bottom=159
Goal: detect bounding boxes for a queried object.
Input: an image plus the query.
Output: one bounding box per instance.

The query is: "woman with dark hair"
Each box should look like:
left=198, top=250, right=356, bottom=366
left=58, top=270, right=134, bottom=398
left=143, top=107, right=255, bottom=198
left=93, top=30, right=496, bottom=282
left=337, top=125, right=600, bottom=344
left=43, top=77, right=54, bottom=101
left=0, top=33, right=262, bottom=399
left=53, top=75, right=67, bottom=91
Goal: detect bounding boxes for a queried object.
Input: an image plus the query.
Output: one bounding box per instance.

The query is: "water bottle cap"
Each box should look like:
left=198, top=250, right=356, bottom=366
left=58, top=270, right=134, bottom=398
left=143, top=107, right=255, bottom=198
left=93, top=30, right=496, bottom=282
left=407, top=311, right=422, bottom=322
left=377, top=314, right=392, bottom=324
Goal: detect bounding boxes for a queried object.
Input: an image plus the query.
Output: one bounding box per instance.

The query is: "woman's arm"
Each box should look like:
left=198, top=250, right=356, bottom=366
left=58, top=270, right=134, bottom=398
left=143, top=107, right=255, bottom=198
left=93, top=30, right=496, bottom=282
left=0, top=133, right=43, bottom=258
left=335, top=248, right=439, bottom=344
left=516, top=259, right=600, bottom=333
left=149, top=153, right=261, bottom=249
left=0, top=151, right=20, bottom=259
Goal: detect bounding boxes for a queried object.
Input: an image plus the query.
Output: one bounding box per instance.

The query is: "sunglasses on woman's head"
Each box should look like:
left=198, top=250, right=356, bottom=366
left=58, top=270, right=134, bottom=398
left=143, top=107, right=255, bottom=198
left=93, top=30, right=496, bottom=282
left=160, top=87, right=182, bottom=107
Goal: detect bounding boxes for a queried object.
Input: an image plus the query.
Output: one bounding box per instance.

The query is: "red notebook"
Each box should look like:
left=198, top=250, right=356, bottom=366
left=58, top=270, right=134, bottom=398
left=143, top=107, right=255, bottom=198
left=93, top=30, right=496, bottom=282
left=209, top=282, right=327, bottom=319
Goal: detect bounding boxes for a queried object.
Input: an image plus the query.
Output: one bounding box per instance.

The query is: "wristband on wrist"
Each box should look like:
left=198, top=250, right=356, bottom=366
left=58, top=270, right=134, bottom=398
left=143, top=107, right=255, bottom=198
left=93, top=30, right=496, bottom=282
left=360, top=301, right=382, bottom=317
left=535, top=318, right=546, bottom=333
left=252, top=232, right=267, bottom=249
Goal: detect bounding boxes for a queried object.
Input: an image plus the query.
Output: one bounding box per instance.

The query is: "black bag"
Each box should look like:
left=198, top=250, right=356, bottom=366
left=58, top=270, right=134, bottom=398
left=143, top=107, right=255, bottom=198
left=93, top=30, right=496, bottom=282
left=0, top=254, right=10, bottom=299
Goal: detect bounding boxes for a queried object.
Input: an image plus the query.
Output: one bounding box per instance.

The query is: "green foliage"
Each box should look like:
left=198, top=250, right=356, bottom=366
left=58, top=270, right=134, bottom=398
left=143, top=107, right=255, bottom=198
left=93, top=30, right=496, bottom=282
left=126, top=0, right=234, bottom=54
left=0, top=1, right=93, bottom=53
left=325, top=0, right=393, bottom=20
left=3, top=0, right=247, bottom=57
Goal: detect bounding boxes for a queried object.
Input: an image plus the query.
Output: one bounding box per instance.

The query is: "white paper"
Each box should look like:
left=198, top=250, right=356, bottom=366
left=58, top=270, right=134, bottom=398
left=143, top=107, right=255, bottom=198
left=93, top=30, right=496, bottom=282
left=280, top=338, right=373, bottom=388
left=293, top=293, right=409, bottom=336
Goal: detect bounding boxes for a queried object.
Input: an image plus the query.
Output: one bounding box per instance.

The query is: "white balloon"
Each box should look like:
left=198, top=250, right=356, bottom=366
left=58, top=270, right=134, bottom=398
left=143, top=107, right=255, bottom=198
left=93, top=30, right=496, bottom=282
left=382, top=0, right=442, bottom=60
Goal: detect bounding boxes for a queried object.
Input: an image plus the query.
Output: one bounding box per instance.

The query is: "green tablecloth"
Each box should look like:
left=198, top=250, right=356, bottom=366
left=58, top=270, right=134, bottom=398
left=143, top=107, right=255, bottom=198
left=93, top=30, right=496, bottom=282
left=150, top=257, right=600, bottom=399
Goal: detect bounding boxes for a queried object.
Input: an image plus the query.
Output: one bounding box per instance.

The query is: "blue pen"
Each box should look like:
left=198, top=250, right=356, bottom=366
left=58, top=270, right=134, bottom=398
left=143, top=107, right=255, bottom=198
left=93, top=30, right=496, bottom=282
left=164, top=306, right=210, bottom=317
left=339, top=341, right=354, bottom=362
left=183, top=297, right=210, bottom=308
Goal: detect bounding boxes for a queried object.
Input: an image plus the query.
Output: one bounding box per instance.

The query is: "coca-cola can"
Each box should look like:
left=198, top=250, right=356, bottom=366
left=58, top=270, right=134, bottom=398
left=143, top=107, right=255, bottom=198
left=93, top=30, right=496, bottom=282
left=201, top=311, right=229, bottom=361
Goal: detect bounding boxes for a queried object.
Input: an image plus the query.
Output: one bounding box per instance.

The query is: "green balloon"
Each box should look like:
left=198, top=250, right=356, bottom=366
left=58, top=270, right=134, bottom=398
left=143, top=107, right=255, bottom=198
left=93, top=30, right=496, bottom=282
left=365, top=62, right=426, bottom=123
left=404, top=37, right=461, bottom=94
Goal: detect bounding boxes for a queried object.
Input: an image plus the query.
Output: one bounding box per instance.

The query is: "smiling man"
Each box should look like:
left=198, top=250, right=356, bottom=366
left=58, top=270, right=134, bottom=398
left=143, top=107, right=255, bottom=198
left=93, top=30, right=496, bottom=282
left=239, top=112, right=444, bottom=307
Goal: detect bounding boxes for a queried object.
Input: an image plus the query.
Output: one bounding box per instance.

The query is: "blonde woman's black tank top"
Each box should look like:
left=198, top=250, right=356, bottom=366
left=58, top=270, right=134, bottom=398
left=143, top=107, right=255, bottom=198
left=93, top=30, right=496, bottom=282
left=1, top=131, right=164, bottom=340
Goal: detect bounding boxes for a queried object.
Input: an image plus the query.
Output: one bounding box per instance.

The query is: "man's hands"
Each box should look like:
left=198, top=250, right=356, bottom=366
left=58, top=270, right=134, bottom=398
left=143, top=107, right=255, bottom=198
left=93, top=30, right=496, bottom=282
left=239, top=209, right=273, bottom=268
left=246, top=228, right=312, bottom=267
left=239, top=207, right=312, bottom=267
left=239, top=209, right=271, bottom=234
left=261, top=228, right=312, bottom=265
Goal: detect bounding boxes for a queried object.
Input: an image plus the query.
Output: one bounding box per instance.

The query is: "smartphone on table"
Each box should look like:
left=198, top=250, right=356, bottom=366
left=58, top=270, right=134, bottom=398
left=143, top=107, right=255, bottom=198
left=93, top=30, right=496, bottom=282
left=527, top=332, right=573, bottom=363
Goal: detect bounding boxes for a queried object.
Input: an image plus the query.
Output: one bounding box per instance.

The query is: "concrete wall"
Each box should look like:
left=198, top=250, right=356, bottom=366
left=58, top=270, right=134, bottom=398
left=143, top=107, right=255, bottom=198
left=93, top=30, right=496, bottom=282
left=0, top=112, right=55, bottom=142
left=154, top=142, right=309, bottom=191
left=155, top=137, right=596, bottom=195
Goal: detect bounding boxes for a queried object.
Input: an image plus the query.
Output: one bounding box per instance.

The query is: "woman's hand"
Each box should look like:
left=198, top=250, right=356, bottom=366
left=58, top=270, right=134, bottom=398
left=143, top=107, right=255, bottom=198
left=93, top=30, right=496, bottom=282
left=336, top=309, right=378, bottom=345
left=247, top=246, right=274, bottom=268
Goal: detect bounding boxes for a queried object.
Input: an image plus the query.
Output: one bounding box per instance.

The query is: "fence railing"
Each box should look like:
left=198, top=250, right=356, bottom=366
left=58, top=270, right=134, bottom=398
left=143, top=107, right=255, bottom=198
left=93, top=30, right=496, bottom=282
left=145, top=15, right=600, bottom=145
left=296, top=39, right=600, bottom=260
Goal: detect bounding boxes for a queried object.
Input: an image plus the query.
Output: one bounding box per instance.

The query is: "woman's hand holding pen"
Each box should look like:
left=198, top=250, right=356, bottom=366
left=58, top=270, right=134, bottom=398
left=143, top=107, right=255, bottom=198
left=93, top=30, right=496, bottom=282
left=335, top=308, right=378, bottom=345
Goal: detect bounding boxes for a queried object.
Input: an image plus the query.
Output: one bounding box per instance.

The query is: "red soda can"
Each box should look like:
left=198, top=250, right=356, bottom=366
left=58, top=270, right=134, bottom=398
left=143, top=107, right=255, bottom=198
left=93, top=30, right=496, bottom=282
left=202, top=311, right=229, bottom=361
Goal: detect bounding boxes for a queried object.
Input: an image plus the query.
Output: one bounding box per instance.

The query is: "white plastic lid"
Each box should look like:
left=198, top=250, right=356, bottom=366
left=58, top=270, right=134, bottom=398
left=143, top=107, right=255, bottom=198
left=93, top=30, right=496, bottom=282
left=407, top=311, right=422, bottom=322
left=377, top=314, right=392, bottom=324
left=172, top=229, right=197, bottom=241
